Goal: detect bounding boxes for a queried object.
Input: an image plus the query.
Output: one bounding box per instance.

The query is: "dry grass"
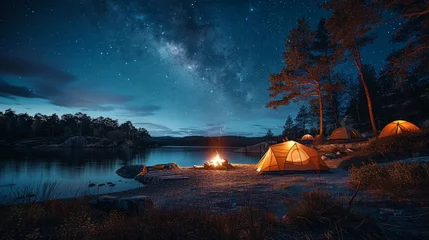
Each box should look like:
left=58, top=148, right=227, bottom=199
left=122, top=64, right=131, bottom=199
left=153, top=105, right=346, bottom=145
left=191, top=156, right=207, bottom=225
left=350, top=162, right=429, bottom=200
left=283, top=190, right=384, bottom=240
left=368, top=131, right=429, bottom=154
left=0, top=199, right=279, bottom=240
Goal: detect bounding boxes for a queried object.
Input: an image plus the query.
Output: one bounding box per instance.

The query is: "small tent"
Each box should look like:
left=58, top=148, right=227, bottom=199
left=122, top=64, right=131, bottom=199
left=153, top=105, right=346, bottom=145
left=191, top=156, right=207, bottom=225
left=301, top=134, right=314, bottom=141
left=256, top=141, right=329, bottom=172
left=379, top=120, right=422, bottom=138
left=329, top=126, right=361, bottom=141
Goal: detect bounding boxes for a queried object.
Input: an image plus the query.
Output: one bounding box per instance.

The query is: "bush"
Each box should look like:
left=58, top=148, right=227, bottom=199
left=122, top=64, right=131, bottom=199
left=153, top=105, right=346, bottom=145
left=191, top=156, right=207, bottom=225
left=370, top=131, right=429, bottom=154
left=284, top=190, right=383, bottom=239
left=0, top=200, right=277, bottom=240
left=350, top=162, right=429, bottom=199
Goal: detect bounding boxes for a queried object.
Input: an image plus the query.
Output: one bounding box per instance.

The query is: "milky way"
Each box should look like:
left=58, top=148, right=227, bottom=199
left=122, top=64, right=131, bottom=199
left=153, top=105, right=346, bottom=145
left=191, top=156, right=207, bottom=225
left=0, top=0, right=399, bottom=136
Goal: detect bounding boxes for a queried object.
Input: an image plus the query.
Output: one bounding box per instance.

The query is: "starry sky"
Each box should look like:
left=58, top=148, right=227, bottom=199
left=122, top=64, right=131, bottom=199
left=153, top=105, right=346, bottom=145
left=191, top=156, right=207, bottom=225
left=0, top=0, right=400, bottom=137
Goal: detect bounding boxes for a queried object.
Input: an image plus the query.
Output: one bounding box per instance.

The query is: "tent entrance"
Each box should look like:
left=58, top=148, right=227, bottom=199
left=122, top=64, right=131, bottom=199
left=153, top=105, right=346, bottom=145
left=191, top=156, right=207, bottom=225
left=286, top=143, right=310, bottom=165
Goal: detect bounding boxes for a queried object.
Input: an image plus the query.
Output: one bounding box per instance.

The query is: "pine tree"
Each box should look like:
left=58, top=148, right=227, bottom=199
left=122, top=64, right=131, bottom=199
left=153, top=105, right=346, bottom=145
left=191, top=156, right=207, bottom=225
left=295, top=105, right=310, bottom=134
left=323, top=0, right=381, bottom=137
left=282, top=115, right=294, bottom=138
left=265, top=129, right=274, bottom=141
left=266, top=18, right=336, bottom=141
left=381, top=0, right=429, bottom=81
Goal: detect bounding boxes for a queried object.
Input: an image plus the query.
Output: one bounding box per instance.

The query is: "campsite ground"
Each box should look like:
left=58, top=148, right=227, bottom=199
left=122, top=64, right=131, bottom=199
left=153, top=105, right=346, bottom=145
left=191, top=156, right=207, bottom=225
left=2, top=132, right=429, bottom=239
left=111, top=156, right=429, bottom=238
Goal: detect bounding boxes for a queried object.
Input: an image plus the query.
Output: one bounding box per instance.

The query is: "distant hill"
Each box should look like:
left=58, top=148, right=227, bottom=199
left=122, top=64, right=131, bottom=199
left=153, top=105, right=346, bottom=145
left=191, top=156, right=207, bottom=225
left=152, top=136, right=267, bottom=147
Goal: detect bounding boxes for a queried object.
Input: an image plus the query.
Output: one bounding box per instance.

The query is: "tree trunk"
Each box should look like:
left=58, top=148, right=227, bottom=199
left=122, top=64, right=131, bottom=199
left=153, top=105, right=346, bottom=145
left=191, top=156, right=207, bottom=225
left=318, top=85, right=324, bottom=141
left=353, top=44, right=378, bottom=138
left=358, top=70, right=378, bottom=137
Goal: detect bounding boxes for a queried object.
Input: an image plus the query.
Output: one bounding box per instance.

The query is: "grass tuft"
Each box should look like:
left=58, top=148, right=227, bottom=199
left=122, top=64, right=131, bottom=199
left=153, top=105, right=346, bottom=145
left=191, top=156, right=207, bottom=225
left=283, top=190, right=384, bottom=239
left=350, top=162, right=429, bottom=199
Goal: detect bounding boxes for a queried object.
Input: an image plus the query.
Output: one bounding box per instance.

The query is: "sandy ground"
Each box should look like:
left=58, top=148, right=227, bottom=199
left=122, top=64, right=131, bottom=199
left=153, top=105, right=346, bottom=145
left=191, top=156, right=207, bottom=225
left=112, top=163, right=355, bottom=218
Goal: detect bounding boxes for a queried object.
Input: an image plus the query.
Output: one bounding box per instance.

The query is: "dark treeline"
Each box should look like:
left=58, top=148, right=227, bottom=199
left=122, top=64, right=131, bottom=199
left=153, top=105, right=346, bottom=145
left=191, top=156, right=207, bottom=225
left=268, top=0, right=429, bottom=140
left=152, top=136, right=266, bottom=147
left=0, top=109, right=151, bottom=142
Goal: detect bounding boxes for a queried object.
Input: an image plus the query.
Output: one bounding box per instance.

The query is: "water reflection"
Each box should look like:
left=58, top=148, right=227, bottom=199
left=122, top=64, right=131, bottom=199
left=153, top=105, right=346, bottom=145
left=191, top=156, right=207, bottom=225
left=0, top=147, right=260, bottom=200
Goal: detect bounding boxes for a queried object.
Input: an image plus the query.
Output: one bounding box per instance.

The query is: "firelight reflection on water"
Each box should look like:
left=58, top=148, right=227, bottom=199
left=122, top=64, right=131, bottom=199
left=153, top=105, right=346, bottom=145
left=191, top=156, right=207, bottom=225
left=0, top=147, right=260, bottom=200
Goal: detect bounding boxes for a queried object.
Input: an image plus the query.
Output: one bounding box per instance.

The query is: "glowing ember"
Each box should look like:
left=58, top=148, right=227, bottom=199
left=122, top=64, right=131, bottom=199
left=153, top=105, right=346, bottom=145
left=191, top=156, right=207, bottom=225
left=209, top=153, right=226, bottom=167
left=204, top=152, right=232, bottom=170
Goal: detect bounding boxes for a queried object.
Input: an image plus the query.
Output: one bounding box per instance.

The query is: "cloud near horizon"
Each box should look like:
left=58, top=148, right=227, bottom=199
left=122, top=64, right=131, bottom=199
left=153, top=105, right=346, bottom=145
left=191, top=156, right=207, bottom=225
left=0, top=56, right=137, bottom=112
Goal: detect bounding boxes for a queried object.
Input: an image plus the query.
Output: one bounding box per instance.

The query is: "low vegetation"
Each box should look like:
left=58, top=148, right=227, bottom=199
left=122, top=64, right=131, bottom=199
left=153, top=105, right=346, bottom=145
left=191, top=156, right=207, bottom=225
left=0, top=199, right=278, bottom=240
left=350, top=162, right=429, bottom=200
left=368, top=131, right=429, bottom=155
left=283, top=190, right=384, bottom=239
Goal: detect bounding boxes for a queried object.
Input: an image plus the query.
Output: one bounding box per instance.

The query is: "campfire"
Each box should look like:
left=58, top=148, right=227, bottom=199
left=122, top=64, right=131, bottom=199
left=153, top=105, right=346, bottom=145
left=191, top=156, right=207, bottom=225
left=204, top=152, right=233, bottom=170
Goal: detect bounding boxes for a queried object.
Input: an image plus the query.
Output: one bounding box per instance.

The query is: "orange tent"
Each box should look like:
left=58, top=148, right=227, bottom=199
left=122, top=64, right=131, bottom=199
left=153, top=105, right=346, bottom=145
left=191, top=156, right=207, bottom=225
left=329, top=126, right=361, bottom=140
left=301, top=134, right=314, bottom=141
left=256, top=141, right=329, bottom=172
left=379, top=120, right=422, bottom=138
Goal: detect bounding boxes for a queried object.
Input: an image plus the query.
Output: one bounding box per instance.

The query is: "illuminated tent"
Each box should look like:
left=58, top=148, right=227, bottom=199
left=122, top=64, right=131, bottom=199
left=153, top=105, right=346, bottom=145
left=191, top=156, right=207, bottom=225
left=256, top=141, right=329, bottom=172
left=329, top=126, right=362, bottom=141
left=301, top=134, right=314, bottom=141
left=379, top=120, right=422, bottom=138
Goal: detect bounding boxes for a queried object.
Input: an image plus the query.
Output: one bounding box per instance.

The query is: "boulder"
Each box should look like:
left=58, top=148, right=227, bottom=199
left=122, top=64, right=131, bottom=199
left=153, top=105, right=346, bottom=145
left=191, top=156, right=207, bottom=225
left=115, top=165, right=146, bottom=178
left=164, top=162, right=180, bottom=169
left=90, top=195, right=153, bottom=213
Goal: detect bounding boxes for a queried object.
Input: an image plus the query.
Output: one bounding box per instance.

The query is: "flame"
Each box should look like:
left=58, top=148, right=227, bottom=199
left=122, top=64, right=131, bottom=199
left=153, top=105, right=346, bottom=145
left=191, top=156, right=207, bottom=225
left=210, top=152, right=225, bottom=167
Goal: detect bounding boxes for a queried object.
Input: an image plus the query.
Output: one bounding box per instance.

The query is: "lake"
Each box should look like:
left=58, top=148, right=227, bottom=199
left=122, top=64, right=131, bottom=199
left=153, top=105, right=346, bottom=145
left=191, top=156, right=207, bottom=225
left=0, top=146, right=261, bottom=202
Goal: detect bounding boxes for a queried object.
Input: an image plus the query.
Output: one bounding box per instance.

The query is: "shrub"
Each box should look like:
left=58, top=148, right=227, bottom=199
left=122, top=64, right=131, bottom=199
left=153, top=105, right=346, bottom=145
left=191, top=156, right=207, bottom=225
left=371, top=131, right=429, bottom=154
left=284, top=190, right=383, bottom=239
left=350, top=162, right=429, bottom=199
left=0, top=200, right=277, bottom=240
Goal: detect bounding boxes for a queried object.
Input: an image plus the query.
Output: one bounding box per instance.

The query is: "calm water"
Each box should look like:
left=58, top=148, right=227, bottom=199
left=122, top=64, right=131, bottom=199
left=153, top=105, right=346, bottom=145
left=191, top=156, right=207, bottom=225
left=0, top=146, right=261, bottom=201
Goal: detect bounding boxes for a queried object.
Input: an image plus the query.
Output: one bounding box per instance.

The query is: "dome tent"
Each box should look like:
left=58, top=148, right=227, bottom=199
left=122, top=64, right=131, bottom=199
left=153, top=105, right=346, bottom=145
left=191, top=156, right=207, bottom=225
left=379, top=120, right=422, bottom=138
left=329, top=126, right=362, bottom=141
left=301, top=134, right=314, bottom=141
left=256, top=141, right=329, bottom=172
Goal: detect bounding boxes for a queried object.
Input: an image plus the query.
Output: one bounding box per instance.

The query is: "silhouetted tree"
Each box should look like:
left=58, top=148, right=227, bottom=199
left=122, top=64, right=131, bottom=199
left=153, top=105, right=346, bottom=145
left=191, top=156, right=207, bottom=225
left=295, top=105, right=311, bottom=134
left=346, top=65, right=381, bottom=128
left=282, top=115, right=294, bottom=138
left=380, top=0, right=429, bottom=81
left=323, top=0, right=381, bottom=137
left=265, top=129, right=274, bottom=141
left=0, top=109, right=151, bottom=142
left=267, top=19, right=338, bottom=140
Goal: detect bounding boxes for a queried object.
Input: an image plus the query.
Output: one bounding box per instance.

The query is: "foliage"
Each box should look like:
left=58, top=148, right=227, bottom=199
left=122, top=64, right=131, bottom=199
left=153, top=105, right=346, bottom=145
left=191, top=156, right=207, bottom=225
left=0, top=200, right=277, bottom=240
left=284, top=190, right=383, bottom=239
left=0, top=109, right=151, bottom=141
left=345, top=64, right=382, bottom=129
left=369, top=131, right=429, bottom=154
left=350, top=161, right=429, bottom=199
left=264, top=129, right=275, bottom=141
left=282, top=115, right=294, bottom=138
left=323, top=0, right=381, bottom=137
left=380, top=0, right=429, bottom=81
left=295, top=105, right=311, bottom=134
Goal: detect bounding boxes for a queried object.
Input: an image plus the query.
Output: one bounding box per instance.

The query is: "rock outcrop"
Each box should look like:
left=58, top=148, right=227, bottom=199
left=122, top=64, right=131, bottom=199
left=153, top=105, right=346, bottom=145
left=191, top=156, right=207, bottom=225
left=115, top=165, right=146, bottom=178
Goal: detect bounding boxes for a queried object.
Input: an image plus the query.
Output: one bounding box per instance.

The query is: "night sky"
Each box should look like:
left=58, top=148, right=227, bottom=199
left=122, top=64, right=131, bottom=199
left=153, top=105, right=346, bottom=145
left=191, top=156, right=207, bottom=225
left=0, top=0, right=399, bottom=137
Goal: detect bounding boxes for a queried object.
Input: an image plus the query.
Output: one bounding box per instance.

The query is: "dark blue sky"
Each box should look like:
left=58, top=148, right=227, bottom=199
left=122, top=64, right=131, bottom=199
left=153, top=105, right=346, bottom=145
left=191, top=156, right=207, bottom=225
left=0, top=0, right=400, bottom=136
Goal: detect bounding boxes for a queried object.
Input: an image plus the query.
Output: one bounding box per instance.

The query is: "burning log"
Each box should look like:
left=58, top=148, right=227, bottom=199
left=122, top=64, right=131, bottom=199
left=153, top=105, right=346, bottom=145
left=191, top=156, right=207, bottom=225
left=204, top=153, right=234, bottom=170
